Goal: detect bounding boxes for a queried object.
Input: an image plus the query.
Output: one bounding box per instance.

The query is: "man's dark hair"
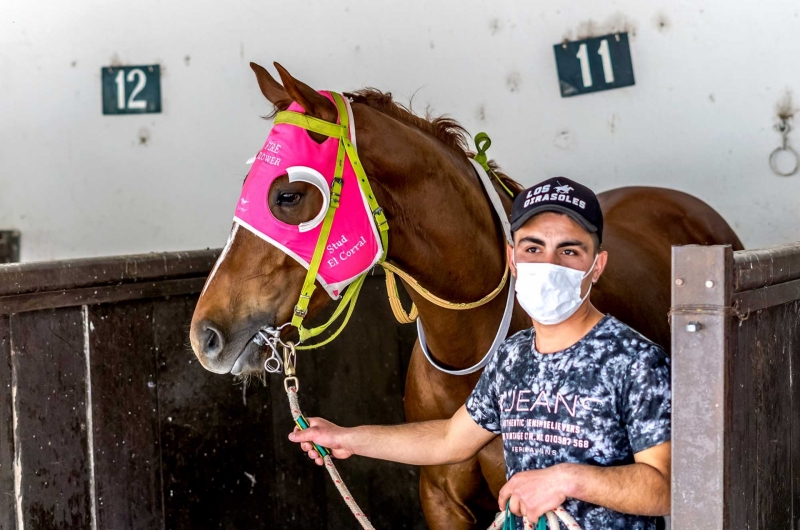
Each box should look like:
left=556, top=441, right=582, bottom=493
left=590, top=232, right=601, bottom=255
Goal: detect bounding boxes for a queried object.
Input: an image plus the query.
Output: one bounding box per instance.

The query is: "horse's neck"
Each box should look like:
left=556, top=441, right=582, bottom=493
left=373, top=138, right=512, bottom=369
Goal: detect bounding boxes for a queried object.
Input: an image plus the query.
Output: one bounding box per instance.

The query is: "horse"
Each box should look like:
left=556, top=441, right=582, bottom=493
left=189, top=62, right=744, bottom=530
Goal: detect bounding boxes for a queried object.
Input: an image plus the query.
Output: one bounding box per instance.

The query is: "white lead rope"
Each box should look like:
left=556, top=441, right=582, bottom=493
left=286, top=386, right=376, bottom=530
left=416, top=159, right=517, bottom=376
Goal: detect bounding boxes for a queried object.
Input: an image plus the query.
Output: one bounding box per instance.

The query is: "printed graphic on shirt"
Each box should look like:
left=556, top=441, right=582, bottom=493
left=466, top=315, right=671, bottom=530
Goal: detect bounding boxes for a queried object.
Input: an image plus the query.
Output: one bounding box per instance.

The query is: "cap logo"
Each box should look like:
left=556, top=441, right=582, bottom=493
left=522, top=181, right=587, bottom=210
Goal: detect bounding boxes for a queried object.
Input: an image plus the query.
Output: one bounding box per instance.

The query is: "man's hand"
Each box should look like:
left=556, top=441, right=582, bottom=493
left=498, top=465, right=570, bottom=521
left=498, top=442, right=671, bottom=520
left=288, top=417, right=354, bottom=466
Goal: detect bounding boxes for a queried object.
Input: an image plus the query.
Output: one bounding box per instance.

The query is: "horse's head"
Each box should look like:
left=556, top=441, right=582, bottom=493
left=191, top=62, right=512, bottom=376
left=190, top=63, right=352, bottom=375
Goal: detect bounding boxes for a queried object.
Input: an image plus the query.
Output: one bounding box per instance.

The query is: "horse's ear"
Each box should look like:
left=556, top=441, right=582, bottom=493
left=273, top=62, right=337, bottom=123
left=250, top=62, right=292, bottom=111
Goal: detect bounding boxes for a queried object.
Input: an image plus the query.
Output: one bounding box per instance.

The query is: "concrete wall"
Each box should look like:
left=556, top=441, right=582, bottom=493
left=1, top=0, right=798, bottom=262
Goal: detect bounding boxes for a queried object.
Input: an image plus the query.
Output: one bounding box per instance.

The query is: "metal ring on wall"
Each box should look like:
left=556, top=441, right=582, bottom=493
left=769, top=145, right=800, bottom=177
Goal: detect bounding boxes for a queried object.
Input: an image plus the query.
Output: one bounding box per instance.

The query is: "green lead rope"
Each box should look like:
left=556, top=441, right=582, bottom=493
left=474, top=132, right=515, bottom=198
left=503, top=501, right=546, bottom=530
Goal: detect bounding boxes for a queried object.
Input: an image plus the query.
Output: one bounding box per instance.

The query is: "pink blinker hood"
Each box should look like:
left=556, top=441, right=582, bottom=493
left=233, top=92, right=383, bottom=299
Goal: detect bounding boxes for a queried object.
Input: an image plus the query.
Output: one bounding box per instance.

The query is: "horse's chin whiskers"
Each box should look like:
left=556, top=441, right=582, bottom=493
left=233, top=370, right=268, bottom=390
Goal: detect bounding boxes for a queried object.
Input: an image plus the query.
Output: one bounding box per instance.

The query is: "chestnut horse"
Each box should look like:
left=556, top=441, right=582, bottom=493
left=190, top=62, right=743, bottom=529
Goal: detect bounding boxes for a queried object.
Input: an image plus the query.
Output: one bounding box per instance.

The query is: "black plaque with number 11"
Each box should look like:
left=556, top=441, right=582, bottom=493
left=553, top=33, right=635, bottom=98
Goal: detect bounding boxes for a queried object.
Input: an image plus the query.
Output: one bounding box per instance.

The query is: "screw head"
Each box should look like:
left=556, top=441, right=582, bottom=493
left=675, top=278, right=684, bottom=286
left=705, top=280, right=715, bottom=288
left=686, top=321, right=702, bottom=333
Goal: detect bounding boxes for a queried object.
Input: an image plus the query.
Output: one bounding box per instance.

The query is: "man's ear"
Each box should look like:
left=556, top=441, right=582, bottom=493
left=592, top=250, right=609, bottom=284
left=507, top=244, right=517, bottom=278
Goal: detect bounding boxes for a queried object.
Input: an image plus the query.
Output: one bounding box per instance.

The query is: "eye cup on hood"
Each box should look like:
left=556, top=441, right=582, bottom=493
left=269, top=166, right=330, bottom=232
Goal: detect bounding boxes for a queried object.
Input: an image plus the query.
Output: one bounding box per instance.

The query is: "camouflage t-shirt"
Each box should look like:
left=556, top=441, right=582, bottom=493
left=466, top=315, right=671, bottom=530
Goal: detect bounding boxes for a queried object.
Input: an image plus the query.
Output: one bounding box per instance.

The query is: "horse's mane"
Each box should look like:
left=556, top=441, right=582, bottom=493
left=345, top=88, right=523, bottom=196
left=266, top=87, right=522, bottom=195
left=345, top=88, right=469, bottom=152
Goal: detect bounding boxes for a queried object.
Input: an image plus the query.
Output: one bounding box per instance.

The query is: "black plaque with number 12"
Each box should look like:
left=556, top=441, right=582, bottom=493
left=101, top=65, right=162, bottom=115
left=553, top=33, right=635, bottom=98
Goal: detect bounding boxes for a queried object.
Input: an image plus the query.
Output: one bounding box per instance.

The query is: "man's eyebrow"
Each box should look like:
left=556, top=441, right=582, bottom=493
left=518, top=236, right=545, bottom=246
left=556, top=240, right=588, bottom=251
left=517, top=236, right=589, bottom=251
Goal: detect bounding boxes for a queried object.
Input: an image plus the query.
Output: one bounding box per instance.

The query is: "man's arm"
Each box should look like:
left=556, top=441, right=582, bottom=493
left=289, top=404, right=497, bottom=466
left=498, top=441, right=671, bottom=520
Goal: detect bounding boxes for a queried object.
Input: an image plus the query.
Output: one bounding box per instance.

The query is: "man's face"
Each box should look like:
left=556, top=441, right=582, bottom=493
left=507, top=212, right=608, bottom=296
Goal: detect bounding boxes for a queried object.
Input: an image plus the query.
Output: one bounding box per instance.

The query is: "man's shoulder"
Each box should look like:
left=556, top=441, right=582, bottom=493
left=499, top=327, right=534, bottom=355
left=590, top=316, right=668, bottom=363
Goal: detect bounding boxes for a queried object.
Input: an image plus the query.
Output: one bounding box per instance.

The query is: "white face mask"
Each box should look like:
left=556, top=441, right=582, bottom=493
left=513, top=255, right=598, bottom=325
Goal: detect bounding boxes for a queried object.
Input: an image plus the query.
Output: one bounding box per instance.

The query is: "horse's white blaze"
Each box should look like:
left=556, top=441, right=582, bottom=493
left=201, top=223, right=240, bottom=298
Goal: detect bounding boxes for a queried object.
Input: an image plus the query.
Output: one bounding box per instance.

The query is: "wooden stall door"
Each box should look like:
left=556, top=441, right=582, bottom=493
left=0, top=250, right=424, bottom=530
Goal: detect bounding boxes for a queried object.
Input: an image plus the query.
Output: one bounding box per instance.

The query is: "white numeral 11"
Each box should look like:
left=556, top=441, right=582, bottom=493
left=598, top=39, right=615, bottom=83
left=576, top=39, right=615, bottom=88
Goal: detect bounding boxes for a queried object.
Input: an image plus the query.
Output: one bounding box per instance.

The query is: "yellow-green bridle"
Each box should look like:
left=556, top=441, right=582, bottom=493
left=265, top=92, right=513, bottom=354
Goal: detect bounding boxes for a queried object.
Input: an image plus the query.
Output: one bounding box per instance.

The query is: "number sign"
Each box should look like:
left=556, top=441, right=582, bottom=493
left=553, top=33, right=635, bottom=97
left=102, top=65, right=161, bottom=114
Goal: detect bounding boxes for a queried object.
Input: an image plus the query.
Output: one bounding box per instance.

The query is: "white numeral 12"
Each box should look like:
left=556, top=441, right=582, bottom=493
left=114, top=69, right=148, bottom=110
left=576, top=39, right=615, bottom=88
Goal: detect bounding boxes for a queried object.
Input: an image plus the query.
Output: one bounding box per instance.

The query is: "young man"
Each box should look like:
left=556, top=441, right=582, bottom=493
left=289, top=177, right=672, bottom=529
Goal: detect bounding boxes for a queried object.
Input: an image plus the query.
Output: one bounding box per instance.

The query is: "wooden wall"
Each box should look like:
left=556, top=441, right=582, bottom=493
left=0, top=250, right=425, bottom=530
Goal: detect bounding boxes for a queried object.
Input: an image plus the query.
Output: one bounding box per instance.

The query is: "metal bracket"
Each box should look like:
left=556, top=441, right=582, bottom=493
left=671, top=245, right=733, bottom=530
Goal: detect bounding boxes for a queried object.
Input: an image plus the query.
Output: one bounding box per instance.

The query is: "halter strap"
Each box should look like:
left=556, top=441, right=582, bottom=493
left=414, top=159, right=516, bottom=376
left=273, top=93, right=388, bottom=350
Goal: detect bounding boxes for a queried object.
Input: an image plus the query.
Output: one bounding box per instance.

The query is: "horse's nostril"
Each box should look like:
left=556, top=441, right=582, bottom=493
left=201, top=323, right=225, bottom=359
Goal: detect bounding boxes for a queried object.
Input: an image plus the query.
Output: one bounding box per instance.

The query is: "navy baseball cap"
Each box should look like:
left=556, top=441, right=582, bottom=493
left=510, top=177, right=604, bottom=243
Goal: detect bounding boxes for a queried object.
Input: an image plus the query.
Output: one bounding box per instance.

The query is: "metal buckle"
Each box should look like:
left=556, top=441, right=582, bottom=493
left=282, top=342, right=299, bottom=392
left=254, top=323, right=293, bottom=373
left=284, top=376, right=299, bottom=392
left=282, top=342, right=297, bottom=377
left=294, top=305, right=308, bottom=318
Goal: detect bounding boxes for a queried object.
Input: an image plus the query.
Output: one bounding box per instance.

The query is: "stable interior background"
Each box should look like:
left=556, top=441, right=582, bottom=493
left=1, top=0, right=798, bottom=262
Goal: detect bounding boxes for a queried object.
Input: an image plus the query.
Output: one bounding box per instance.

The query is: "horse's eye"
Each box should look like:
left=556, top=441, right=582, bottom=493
left=277, top=192, right=302, bottom=206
